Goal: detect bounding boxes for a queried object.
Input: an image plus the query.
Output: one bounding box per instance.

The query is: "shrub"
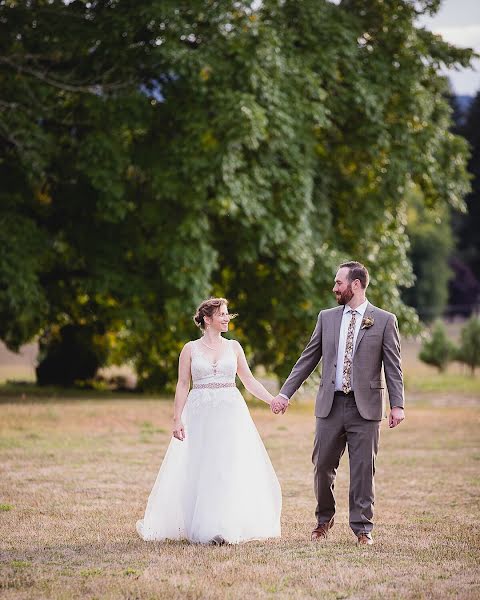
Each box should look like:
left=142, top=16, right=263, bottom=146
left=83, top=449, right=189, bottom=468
left=419, top=321, right=456, bottom=372
left=456, top=316, right=480, bottom=374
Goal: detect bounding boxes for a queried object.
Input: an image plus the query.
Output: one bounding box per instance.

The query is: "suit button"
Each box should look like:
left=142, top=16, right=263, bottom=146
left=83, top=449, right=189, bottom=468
left=332, top=380, right=335, bottom=384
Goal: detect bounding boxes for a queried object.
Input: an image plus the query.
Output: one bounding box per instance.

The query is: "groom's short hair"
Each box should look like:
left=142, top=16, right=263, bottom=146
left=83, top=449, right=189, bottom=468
left=339, top=261, right=369, bottom=289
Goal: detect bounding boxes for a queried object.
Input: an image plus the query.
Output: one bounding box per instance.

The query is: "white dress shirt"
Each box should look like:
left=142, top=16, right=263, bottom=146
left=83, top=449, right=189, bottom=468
left=335, top=299, right=369, bottom=391
left=279, top=299, right=370, bottom=401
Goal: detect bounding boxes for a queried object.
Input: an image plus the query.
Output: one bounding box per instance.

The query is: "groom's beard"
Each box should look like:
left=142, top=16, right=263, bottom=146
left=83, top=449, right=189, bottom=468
left=335, top=285, right=354, bottom=305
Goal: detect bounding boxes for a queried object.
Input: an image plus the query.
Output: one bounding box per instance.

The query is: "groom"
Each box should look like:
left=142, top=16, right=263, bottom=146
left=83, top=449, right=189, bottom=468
left=272, top=261, right=405, bottom=545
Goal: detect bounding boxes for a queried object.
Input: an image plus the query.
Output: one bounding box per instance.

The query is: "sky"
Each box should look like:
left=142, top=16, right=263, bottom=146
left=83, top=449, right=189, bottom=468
left=417, top=0, right=480, bottom=96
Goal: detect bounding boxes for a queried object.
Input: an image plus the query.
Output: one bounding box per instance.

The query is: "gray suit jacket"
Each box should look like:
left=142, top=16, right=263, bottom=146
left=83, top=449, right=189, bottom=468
left=280, top=302, right=405, bottom=421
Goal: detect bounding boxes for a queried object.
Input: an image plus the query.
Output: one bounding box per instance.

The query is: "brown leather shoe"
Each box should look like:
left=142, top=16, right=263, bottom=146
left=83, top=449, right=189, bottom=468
left=357, top=533, right=373, bottom=546
left=210, top=535, right=227, bottom=546
left=311, top=517, right=334, bottom=540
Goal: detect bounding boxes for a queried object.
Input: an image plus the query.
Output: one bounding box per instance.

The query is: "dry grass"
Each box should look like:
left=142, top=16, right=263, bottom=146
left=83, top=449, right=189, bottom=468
left=1, top=394, right=479, bottom=600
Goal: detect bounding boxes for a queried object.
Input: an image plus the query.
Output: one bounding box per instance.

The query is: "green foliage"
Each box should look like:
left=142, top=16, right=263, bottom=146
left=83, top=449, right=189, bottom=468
left=402, top=185, right=454, bottom=322
left=456, top=316, right=480, bottom=374
left=0, top=211, right=49, bottom=350
left=419, top=321, right=456, bottom=372
left=0, top=1, right=474, bottom=388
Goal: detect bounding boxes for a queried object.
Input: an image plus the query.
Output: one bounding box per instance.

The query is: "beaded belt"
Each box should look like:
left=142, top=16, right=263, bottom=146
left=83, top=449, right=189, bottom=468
left=192, top=382, right=236, bottom=390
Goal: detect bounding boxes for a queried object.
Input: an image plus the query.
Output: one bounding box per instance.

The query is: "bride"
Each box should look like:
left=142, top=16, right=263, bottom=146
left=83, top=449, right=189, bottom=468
left=136, top=297, right=282, bottom=544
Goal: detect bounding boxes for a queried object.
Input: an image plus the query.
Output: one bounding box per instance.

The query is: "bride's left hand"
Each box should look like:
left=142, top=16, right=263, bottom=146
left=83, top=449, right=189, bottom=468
left=271, top=395, right=289, bottom=414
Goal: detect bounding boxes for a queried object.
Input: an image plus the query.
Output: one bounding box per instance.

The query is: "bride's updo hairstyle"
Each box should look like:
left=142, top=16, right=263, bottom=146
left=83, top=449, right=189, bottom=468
left=193, top=297, right=237, bottom=330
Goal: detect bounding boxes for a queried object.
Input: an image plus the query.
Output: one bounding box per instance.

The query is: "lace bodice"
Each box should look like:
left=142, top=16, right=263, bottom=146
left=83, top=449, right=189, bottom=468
left=190, top=339, right=237, bottom=385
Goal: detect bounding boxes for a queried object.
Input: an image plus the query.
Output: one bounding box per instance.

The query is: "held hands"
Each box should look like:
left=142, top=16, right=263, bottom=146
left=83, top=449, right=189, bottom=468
left=173, top=418, right=185, bottom=441
left=389, top=406, right=405, bottom=428
left=270, top=395, right=289, bottom=415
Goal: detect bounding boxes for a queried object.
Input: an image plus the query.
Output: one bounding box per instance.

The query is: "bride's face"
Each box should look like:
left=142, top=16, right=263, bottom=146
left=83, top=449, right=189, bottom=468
left=205, top=304, right=230, bottom=333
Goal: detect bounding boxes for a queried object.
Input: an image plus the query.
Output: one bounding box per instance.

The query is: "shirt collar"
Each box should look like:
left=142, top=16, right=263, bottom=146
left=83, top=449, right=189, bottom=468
left=344, top=299, right=369, bottom=317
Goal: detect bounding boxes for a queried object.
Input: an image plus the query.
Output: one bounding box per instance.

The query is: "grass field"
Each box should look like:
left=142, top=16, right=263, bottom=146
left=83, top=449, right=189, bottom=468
left=1, top=393, right=479, bottom=599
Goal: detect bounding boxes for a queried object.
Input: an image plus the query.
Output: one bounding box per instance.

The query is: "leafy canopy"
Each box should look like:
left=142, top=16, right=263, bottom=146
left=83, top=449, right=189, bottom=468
left=0, top=0, right=474, bottom=387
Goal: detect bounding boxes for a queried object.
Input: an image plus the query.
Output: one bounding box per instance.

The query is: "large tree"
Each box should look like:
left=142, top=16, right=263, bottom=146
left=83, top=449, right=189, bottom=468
left=0, top=0, right=474, bottom=388
left=402, top=185, right=454, bottom=322
left=455, top=92, right=480, bottom=280
left=446, top=90, right=480, bottom=318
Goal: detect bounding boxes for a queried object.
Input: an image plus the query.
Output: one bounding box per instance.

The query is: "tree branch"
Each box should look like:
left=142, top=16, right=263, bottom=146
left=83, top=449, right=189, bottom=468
left=0, top=56, right=135, bottom=94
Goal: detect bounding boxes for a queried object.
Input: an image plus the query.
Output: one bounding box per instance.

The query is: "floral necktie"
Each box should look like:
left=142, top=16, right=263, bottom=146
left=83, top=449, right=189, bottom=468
left=342, top=310, right=357, bottom=394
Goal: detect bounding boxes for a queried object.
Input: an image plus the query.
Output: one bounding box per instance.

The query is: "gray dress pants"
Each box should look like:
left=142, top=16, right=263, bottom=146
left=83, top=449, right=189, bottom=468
left=312, top=391, right=381, bottom=535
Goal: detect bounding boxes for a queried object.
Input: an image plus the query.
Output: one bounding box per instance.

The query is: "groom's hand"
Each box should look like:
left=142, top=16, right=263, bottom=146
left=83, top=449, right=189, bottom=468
left=271, top=395, right=289, bottom=415
left=270, top=398, right=281, bottom=414
left=389, top=407, right=405, bottom=428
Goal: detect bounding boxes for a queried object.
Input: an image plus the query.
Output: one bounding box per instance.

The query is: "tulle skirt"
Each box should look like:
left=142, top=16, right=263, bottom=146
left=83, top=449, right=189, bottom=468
left=136, top=387, right=282, bottom=544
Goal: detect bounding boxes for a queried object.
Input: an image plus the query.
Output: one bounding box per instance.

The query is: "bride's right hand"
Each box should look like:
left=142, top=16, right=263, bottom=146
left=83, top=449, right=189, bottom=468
left=173, top=418, right=185, bottom=441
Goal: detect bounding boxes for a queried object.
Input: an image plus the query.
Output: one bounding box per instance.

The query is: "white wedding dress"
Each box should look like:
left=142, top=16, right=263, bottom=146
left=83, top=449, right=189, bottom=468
left=136, top=339, right=282, bottom=544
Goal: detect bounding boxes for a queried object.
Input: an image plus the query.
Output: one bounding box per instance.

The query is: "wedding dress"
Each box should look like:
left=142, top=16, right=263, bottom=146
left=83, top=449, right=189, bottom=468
left=136, top=339, right=281, bottom=544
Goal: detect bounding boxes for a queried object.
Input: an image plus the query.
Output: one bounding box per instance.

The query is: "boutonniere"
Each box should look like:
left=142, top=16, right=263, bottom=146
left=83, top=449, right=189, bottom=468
left=361, top=316, right=374, bottom=330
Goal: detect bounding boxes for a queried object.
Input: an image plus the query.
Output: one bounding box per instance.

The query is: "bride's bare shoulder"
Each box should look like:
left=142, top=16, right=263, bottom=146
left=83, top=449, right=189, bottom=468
left=230, top=339, right=243, bottom=354
left=179, top=340, right=197, bottom=358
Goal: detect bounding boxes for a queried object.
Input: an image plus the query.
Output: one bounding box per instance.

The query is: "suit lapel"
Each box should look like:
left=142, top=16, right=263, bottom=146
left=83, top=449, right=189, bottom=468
left=354, top=303, right=375, bottom=353
left=333, top=306, right=343, bottom=356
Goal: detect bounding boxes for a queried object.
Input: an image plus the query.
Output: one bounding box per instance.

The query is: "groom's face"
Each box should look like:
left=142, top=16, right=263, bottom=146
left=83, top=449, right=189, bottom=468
left=333, top=268, right=354, bottom=305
